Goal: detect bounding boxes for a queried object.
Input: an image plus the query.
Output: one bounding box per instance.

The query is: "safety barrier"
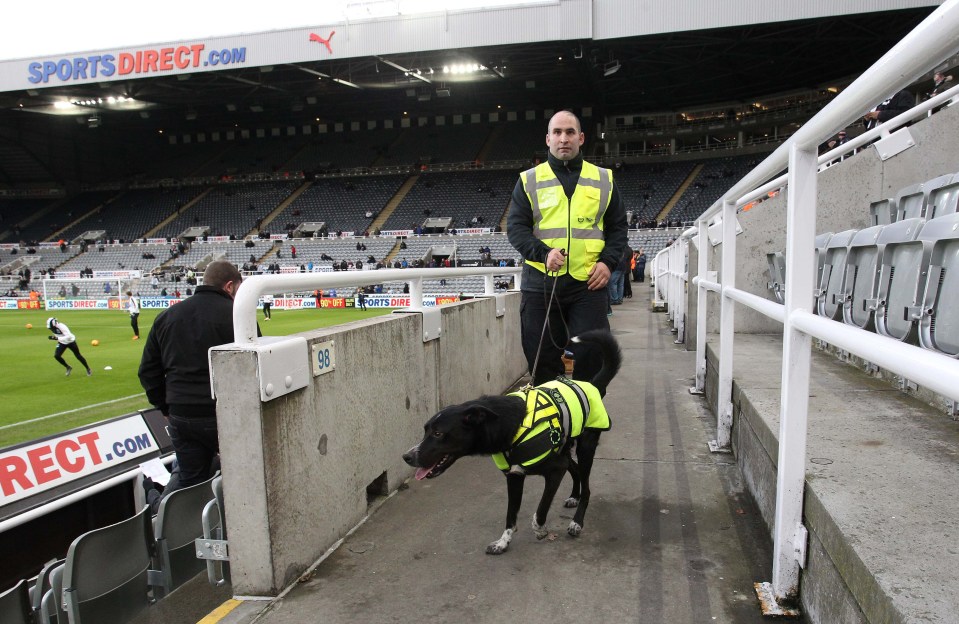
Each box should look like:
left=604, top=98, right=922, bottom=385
left=655, top=0, right=959, bottom=614
left=209, top=265, right=525, bottom=596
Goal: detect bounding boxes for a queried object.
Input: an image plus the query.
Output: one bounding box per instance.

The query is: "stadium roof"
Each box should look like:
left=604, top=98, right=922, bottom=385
left=0, top=6, right=939, bottom=130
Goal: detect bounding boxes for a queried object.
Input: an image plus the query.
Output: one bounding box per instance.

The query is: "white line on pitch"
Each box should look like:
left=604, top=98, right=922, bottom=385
left=0, top=394, right=145, bottom=430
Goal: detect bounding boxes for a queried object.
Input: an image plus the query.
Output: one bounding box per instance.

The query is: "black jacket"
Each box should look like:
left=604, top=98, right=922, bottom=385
left=507, top=152, right=628, bottom=293
left=864, top=89, right=914, bottom=129
left=138, top=285, right=238, bottom=418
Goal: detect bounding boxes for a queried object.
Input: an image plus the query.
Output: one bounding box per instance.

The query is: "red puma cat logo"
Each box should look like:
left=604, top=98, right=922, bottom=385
left=309, top=31, right=335, bottom=54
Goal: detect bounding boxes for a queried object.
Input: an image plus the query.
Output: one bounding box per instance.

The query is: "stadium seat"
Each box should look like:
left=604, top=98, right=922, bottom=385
left=196, top=474, right=230, bottom=587
left=39, top=564, right=66, bottom=624
left=869, top=197, right=897, bottom=225
left=839, top=225, right=885, bottom=331
left=30, top=558, right=64, bottom=622
left=153, top=474, right=218, bottom=598
left=766, top=251, right=786, bottom=304
left=815, top=229, right=857, bottom=319
left=895, top=174, right=952, bottom=221
left=874, top=218, right=934, bottom=343
left=925, top=172, right=959, bottom=220
left=916, top=212, right=959, bottom=356
left=0, top=578, right=31, bottom=624
left=61, top=506, right=158, bottom=623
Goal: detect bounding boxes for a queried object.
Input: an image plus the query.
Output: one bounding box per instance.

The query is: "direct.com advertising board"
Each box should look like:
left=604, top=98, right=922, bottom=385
left=0, top=415, right=161, bottom=510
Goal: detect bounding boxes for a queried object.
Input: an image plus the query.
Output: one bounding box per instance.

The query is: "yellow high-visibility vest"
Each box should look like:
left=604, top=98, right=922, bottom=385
left=520, top=161, right=614, bottom=281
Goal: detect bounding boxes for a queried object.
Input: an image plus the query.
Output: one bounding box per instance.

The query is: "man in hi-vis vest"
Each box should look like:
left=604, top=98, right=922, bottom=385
left=507, top=110, right=628, bottom=386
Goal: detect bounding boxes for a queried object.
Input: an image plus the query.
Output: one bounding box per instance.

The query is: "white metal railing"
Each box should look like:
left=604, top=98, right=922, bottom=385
left=651, top=237, right=688, bottom=341
left=233, top=266, right=522, bottom=343
left=657, top=0, right=959, bottom=614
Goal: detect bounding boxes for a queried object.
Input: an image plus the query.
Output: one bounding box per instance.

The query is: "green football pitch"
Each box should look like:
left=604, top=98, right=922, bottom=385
left=0, top=307, right=391, bottom=448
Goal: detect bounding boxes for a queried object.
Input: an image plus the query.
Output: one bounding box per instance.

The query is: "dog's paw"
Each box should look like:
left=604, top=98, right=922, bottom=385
left=567, top=521, right=583, bottom=537
left=531, top=515, right=549, bottom=540
left=486, top=541, right=508, bottom=555
left=563, top=497, right=580, bottom=508
left=486, top=528, right=513, bottom=555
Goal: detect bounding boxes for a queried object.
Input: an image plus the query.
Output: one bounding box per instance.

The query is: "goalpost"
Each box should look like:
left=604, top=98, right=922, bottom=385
left=41, top=276, right=136, bottom=308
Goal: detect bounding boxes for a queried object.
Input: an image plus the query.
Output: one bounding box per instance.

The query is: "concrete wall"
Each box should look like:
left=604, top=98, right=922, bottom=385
left=703, top=102, right=959, bottom=333
left=211, top=295, right=525, bottom=596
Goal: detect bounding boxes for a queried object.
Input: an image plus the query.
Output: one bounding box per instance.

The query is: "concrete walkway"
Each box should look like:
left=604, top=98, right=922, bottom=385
left=203, top=284, right=779, bottom=624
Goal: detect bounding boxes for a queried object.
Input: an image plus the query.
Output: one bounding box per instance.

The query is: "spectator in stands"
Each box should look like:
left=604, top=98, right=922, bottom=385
left=927, top=70, right=953, bottom=99
left=608, top=248, right=630, bottom=307
left=291, top=245, right=297, bottom=259
left=863, top=89, right=914, bottom=130
left=507, top=110, right=627, bottom=385
left=126, top=290, right=141, bottom=339
left=634, top=250, right=647, bottom=283
left=46, top=317, right=92, bottom=377
left=138, top=260, right=250, bottom=497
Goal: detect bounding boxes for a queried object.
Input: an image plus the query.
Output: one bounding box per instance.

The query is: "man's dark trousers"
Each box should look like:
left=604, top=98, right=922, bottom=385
left=167, top=415, right=219, bottom=490
left=520, top=284, right=609, bottom=386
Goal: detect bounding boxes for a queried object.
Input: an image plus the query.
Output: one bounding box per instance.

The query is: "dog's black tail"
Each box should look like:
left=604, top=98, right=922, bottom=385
left=570, top=329, right=622, bottom=395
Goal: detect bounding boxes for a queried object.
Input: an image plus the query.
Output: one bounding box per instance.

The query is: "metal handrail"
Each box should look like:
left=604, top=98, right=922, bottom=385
left=666, top=0, right=959, bottom=613
left=233, top=266, right=522, bottom=344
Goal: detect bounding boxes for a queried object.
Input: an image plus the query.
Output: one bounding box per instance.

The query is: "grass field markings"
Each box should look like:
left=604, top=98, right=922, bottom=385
left=0, top=393, right=146, bottom=431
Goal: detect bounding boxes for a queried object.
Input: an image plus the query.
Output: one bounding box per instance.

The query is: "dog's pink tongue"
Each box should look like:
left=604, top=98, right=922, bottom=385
left=415, top=467, right=431, bottom=481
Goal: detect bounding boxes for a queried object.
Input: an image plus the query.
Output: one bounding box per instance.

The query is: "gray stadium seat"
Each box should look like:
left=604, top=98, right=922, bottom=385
left=840, top=225, right=884, bottom=331
left=153, top=474, right=217, bottom=598
left=895, top=183, right=926, bottom=221
left=895, top=174, right=953, bottom=221
left=874, top=218, right=934, bottom=343
left=869, top=197, right=897, bottom=225
left=815, top=232, right=833, bottom=293
left=0, top=578, right=31, bottom=624
left=766, top=251, right=786, bottom=303
left=39, top=564, right=66, bottom=624
left=916, top=212, right=959, bottom=356
left=30, top=558, right=64, bottom=623
left=196, top=474, right=230, bottom=587
left=816, top=229, right=857, bottom=319
left=925, top=172, right=959, bottom=220
left=61, top=506, right=158, bottom=623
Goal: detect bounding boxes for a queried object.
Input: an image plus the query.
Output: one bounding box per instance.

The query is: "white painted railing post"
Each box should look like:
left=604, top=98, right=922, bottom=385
left=711, top=199, right=736, bottom=452
left=692, top=223, right=708, bottom=394
left=769, top=142, right=818, bottom=607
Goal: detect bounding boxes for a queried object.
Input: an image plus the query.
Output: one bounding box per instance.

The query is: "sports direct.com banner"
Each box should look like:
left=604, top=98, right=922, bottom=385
left=0, top=296, right=461, bottom=312
left=0, top=415, right=160, bottom=507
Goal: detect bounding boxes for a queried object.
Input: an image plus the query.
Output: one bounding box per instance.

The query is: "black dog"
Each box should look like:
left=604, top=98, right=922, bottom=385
left=403, top=330, right=621, bottom=554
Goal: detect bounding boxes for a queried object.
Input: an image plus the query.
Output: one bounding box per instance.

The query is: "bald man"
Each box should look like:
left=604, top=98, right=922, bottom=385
left=507, top=110, right=628, bottom=385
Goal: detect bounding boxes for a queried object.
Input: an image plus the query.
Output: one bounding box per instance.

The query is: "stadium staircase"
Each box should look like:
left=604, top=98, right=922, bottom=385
left=369, top=175, right=418, bottom=232
left=656, top=162, right=703, bottom=222
left=473, top=124, right=505, bottom=163
left=46, top=193, right=120, bottom=243
left=141, top=187, right=214, bottom=240
left=371, top=130, right=410, bottom=167
left=256, top=180, right=313, bottom=236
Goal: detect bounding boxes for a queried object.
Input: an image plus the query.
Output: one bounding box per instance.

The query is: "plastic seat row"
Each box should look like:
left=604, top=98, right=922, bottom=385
left=767, top=210, right=959, bottom=357
left=1, top=473, right=222, bottom=624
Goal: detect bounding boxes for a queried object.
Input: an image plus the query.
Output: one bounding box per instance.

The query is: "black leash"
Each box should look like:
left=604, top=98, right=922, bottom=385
left=527, top=251, right=571, bottom=388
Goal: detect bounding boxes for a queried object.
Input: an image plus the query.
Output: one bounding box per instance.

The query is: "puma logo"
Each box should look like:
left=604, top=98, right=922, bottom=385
left=309, top=31, right=335, bottom=54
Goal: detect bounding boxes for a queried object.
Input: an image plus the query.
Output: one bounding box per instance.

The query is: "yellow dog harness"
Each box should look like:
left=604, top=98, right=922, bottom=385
left=492, top=377, right=611, bottom=472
